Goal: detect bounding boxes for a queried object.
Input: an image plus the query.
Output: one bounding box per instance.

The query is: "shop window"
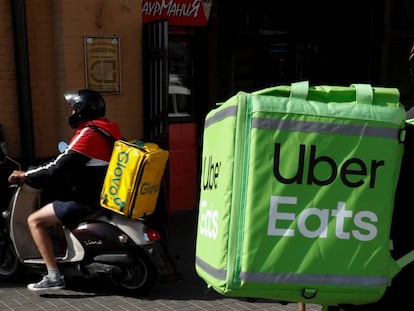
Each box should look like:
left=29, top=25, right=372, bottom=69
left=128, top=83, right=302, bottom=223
left=168, top=34, right=194, bottom=120
left=169, top=74, right=191, bottom=117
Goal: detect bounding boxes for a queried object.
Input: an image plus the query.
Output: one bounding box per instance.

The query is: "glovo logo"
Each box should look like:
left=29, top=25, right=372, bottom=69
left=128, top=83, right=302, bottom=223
left=139, top=182, right=161, bottom=195
left=108, top=151, right=129, bottom=208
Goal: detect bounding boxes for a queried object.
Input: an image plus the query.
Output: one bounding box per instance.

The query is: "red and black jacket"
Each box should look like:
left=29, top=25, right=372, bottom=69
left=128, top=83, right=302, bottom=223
left=25, top=119, right=122, bottom=208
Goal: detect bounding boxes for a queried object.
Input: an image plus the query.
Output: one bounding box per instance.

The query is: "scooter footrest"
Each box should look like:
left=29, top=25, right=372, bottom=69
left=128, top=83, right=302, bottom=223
left=23, top=258, right=45, bottom=264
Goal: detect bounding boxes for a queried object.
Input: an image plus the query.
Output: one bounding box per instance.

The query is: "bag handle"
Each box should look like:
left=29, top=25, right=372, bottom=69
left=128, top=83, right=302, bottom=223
left=290, top=81, right=374, bottom=105
left=351, top=83, right=373, bottom=105
left=290, top=81, right=309, bottom=101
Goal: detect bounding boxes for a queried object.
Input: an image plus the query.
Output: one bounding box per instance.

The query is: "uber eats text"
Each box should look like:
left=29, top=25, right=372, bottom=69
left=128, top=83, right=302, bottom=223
left=273, top=144, right=384, bottom=188
left=199, top=143, right=385, bottom=241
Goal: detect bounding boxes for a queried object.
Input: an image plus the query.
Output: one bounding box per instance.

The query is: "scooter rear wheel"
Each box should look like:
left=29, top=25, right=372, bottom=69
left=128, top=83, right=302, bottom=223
left=116, top=251, right=156, bottom=295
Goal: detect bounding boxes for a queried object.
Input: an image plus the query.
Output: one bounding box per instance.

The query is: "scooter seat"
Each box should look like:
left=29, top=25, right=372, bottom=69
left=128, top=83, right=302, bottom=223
left=63, top=208, right=107, bottom=229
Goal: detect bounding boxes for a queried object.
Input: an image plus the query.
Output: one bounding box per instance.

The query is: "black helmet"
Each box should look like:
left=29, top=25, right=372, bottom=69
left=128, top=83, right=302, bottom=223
left=64, top=89, right=106, bottom=128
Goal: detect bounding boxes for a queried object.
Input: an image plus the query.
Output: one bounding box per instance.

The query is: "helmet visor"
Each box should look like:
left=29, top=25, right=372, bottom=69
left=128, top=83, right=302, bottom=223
left=64, top=90, right=81, bottom=109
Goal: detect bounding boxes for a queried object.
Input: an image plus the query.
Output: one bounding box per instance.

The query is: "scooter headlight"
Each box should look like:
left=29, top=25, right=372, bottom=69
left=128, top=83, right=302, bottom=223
left=118, top=234, right=129, bottom=244
left=1, top=211, right=9, bottom=219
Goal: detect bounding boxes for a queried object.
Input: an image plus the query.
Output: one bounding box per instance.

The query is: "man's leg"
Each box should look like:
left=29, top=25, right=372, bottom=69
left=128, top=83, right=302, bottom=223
left=27, top=203, right=65, bottom=291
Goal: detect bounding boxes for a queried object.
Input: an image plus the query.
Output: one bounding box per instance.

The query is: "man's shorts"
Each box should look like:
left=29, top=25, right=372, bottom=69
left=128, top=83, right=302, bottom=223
left=53, top=200, right=98, bottom=225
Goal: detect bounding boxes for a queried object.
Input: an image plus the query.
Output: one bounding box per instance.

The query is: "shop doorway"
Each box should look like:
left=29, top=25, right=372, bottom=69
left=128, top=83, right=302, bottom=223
left=143, top=21, right=199, bottom=217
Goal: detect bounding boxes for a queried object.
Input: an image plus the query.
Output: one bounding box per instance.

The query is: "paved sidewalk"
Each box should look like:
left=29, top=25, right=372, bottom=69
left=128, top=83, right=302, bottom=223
left=0, top=283, right=322, bottom=311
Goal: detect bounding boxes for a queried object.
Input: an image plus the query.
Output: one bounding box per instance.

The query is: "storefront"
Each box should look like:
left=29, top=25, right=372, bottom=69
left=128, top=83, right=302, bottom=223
left=142, top=0, right=212, bottom=213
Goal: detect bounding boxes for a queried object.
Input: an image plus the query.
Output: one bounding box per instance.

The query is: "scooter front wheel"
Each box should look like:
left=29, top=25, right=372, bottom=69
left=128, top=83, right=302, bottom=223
left=0, top=243, right=24, bottom=281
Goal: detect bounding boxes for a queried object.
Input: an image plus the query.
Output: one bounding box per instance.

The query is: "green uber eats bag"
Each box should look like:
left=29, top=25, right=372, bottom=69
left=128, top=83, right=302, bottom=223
left=195, top=81, right=413, bottom=307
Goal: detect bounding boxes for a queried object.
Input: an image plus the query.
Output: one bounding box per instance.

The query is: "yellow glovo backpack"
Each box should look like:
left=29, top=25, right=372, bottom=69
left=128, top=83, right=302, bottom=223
left=100, top=139, right=169, bottom=219
left=87, top=125, right=169, bottom=219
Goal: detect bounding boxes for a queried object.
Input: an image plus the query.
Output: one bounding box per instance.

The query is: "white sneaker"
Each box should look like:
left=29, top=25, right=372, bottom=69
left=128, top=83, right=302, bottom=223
left=27, top=275, right=65, bottom=291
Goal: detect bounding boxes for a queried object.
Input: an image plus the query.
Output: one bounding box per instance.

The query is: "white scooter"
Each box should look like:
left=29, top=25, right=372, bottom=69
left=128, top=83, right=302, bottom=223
left=0, top=141, right=178, bottom=294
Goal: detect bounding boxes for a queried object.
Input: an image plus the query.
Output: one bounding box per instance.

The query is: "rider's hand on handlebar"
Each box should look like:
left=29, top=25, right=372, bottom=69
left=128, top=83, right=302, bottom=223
left=8, top=170, right=26, bottom=184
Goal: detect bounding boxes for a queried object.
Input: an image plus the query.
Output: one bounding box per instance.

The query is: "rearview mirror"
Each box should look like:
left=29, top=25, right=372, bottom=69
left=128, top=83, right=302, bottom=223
left=57, top=141, right=68, bottom=153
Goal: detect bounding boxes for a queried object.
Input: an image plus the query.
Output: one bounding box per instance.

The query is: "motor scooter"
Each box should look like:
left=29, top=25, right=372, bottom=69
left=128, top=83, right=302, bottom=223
left=0, top=139, right=178, bottom=295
